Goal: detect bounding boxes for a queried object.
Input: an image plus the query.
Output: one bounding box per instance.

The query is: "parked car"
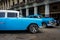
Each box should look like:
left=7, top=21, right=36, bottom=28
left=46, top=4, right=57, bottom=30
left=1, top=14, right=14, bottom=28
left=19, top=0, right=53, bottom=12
left=0, top=10, right=43, bottom=33
left=27, top=15, right=57, bottom=28
left=56, top=20, right=60, bottom=26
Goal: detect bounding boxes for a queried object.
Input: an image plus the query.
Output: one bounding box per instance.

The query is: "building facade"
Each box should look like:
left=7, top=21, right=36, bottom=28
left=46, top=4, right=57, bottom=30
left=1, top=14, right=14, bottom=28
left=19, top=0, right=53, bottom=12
left=0, top=0, right=60, bottom=20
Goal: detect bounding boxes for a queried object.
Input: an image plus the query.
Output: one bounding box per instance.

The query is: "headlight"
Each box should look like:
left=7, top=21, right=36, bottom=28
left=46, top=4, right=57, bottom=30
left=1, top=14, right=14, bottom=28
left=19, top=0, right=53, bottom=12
left=49, top=21, right=52, bottom=24
left=49, top=20, right=55, bottom=24
left=54, top=20, right=56, bottom=23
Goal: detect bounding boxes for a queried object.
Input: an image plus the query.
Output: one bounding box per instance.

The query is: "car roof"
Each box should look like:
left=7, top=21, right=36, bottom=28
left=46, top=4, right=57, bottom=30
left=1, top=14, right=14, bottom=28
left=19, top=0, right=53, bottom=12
left=28, top=14, right=41, bottom=16
left=0, top=10, right=19, bottom=13
left=26, top=14, right=41, bottom=18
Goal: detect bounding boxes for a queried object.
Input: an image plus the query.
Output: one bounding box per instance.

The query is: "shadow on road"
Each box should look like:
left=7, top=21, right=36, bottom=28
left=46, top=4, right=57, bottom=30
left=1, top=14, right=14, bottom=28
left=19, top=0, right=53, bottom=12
left=0, top=30, right=29, bottom=34
left=0, top=27, right=56, bottom=34
left=0, top=30, right=42, bottom=34
left=47, top=26, right=56, bottom=28
left=0, top=26, right=56, bottom=34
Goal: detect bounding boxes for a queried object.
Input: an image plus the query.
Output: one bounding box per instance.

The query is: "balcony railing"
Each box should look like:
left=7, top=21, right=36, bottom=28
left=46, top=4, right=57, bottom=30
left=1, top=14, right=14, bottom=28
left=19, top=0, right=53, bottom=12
left=19, top=2, right=25, bottom=7
left=11, top=2, right=25, bottom=8
left=27, top=0, right=45, bottom=5
left=11, top=4, right=19, bottom=8
left=48, top=0, right=60, bottom=2
left=27, top=0, right=35, bottom=5
left=35, top=0, right=44, bottom=3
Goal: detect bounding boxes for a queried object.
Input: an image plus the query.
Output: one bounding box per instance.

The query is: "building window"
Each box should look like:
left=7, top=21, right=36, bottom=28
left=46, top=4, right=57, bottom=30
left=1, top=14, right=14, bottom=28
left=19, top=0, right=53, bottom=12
left=22, top=9, right=26, bottom=17
left=17, top=0, right=19, bottom=4
left=12, top=0, right=14, bottom=6
left=53, top=6, right=58, bottom=10
left=23, top=0, right=25, bottom=3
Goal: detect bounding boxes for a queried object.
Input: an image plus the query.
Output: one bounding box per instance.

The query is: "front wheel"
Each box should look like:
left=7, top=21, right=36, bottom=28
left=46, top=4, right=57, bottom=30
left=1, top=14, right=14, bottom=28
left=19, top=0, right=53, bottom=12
left=28, top=24, right=39, bottom=34
left=42, top=23, right=47, bottom=28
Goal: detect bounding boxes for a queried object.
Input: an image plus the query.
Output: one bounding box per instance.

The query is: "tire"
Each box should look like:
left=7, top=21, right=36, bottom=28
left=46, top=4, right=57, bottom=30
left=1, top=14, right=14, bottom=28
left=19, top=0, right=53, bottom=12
left=28, top=24, right=39, bottom=34
left=42, top=23, right=47, bottom=28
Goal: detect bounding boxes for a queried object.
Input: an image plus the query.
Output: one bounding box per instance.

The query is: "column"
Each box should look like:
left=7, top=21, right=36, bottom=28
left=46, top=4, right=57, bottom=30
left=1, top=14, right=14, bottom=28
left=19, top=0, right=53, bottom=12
left=14, top=0, right=17, bottom=4
left=10, top=0, right=13, bottom=8
left=2, top=3, right=4, bottom=9
left=5, top=1, right=6, bottom=10
left=0, top=5, right=1, bottom=10
left=10, top=0, right=13, bottom=6
left=25, top=0, right=27, bottom=4
left=1, top=3, right=3, bottom=10
left=7, top=0, right=9, bottom=9
left=34, top=6, right=38, bottom=15
left=26, top=8, right=29, bottom=16
left=45, top=4, right=50, bottom=17
left=19, top=0, right=23, bottom=3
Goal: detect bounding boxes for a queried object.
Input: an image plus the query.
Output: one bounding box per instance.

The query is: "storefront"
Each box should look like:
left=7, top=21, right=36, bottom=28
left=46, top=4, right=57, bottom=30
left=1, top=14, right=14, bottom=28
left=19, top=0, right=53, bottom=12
left=19, top=1, right=60, bottom=21
left=38, top=5, right=45, bottom=17
left=29, top=7, right=34, bottom=15
left=50, top=2, right=60, bottom=20
left=22, top=9, right=26, bottom=17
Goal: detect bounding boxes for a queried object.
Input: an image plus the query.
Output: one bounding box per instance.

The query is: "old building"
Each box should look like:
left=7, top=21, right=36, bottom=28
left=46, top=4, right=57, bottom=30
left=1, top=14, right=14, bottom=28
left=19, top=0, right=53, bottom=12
left=0, top=0, right=60, bottom=20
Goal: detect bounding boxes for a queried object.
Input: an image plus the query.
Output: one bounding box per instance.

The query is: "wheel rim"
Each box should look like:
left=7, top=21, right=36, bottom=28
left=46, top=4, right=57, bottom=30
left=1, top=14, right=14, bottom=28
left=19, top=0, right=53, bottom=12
left=29, top=25, right=38, bottom=33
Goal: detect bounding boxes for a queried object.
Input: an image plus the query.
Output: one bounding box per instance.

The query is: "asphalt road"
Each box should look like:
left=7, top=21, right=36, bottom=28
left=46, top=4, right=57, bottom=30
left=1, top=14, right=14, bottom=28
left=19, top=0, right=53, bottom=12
left=0, top=27, right=60, bottom=40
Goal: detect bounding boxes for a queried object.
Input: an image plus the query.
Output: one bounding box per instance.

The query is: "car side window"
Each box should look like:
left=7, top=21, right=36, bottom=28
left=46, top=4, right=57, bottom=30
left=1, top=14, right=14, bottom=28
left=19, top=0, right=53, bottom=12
left=0, top=12, right=5, bottom=17
left=7, top=12, right=17, bottom=17
left=29, top=16, right=38, bottom=18
left=33, top=16, right=38, bottom=18
left=29, top=16, right=33, bottom=18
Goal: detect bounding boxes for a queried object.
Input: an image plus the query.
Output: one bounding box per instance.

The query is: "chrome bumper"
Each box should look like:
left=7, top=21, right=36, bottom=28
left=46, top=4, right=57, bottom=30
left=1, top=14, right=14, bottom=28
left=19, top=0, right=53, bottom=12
left=47, top=23, right=57, bottom=26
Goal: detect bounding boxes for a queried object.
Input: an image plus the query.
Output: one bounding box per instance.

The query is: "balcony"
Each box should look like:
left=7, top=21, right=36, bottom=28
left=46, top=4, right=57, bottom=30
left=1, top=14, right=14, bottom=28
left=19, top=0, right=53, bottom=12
left=11, top=4, right=19, bottom=9
left=27, top=0, right=45, bottom=5
left=0, top=0, right=5, bottom=2
left=19, top=1, right=25, bottom=7
left=27, top=0, right=35, bottom=5
left=11, top=1, right=25, bottom=8
left=35, top=0, right=44, bottom=3
left=48, top=0, right=60, bottom=2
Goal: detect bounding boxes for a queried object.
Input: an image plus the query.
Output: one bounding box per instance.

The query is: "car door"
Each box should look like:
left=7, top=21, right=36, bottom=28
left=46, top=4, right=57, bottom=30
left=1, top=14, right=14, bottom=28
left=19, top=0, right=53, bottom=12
left=0, top=12, right=6, bottom=30
left=6, top=12, right=22, bottom=30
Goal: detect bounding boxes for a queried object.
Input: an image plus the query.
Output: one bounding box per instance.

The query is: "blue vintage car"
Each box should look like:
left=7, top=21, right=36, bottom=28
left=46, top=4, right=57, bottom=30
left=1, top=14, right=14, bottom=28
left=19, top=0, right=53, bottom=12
left=27, top=15, right=56, bottom=28
left=0, top=10, right=43, bottom=33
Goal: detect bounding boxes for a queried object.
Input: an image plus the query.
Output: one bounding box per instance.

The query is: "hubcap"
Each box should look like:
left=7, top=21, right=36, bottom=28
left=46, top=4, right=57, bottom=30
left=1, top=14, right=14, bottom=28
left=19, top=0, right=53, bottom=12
left=32, top=27, right=37, bottom=32
left=29, top=25, right=38, bottom=33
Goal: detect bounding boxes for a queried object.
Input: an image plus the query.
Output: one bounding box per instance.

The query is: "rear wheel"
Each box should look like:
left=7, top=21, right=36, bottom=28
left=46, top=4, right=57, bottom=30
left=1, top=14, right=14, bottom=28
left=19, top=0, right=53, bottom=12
left=28, top=24, right=39, bottom=34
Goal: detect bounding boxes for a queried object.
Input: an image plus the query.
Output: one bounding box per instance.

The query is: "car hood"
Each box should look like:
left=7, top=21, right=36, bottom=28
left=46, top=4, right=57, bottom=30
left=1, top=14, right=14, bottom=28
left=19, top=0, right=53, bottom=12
left=40, top=17, right=54, bottom=21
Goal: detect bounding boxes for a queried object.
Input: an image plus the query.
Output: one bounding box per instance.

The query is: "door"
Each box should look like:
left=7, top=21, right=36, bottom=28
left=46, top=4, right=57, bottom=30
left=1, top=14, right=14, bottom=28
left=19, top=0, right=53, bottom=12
left=6, top=12, right=27, bottom=30
left=6, top=12, right=22, bottom=30
left=0, top=12, right=6, bottom=30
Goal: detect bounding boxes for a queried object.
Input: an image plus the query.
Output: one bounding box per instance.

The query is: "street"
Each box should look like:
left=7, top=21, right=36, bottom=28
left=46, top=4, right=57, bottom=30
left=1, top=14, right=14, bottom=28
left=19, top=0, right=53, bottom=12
left=0, top=27, right=60, bottom=40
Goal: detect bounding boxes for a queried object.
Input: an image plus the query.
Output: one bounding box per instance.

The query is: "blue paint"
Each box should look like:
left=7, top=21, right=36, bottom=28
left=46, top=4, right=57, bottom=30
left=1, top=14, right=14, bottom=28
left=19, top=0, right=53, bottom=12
left=27, top=15, right=56, bottom=26
left=0, top=18, right=42, bottom=30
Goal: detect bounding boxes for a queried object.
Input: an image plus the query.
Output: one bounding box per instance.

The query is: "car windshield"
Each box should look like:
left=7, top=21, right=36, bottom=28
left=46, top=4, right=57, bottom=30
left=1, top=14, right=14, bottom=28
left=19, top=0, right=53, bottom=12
left=27, top=15, right=44, bottom=18
left=38, top=15, right=44, bottom=18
